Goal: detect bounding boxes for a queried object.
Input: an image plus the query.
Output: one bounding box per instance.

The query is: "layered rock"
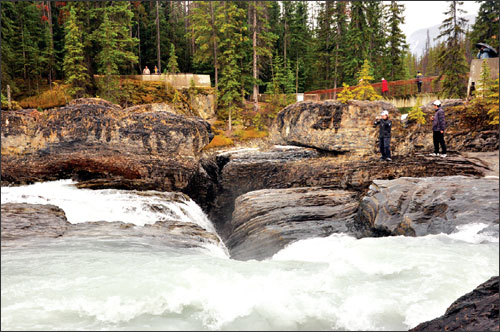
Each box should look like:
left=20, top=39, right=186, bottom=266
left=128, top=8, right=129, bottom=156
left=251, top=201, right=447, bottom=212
left=270, top=100, right=402, bottom=156
left=206, top=146, right=489, bottom=239
left=410, top=276, right=499, bottom=331
left=270, top=99, right=499, bottom=157
left=355, top=176, right=499, bottom=237
left=399, top=99, right=499, bottom=154
left=1, top=203, right=70, bottom=240
left=1, top=202, right=221, bottom=250
left=1, top=98, right=213, bottom=194
left=227, top=187, right=358, bottom=260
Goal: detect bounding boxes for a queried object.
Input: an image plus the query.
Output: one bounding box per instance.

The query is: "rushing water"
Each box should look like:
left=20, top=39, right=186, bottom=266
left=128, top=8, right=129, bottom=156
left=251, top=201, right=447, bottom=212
left=1, top=181, right=499, bottom=331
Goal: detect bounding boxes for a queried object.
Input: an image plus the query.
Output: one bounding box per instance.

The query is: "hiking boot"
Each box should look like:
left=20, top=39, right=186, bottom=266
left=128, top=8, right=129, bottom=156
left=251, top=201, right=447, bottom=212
left=440, top=154, right=447, bottom=158
left=385, top=158, right=392, bottom=161
left=429, top=153, right=438, bottom=156
left=379, top=157, right=386, bottom=161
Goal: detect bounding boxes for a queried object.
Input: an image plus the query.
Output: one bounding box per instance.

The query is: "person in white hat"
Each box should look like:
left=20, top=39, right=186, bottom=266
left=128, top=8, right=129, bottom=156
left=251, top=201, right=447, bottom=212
left=430, top=100, right=447, bottom=157
left=374, top=110, right=392, bottom=161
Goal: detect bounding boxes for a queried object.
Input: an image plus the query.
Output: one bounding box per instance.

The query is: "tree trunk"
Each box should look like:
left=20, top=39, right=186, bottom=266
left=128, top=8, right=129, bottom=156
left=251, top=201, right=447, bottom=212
left=156, top=1, right=161, bottom=73
left=228, top=106, right=232, bottom=132
left=47, top=1, right=54, bottom=88
left=138, top=16, right=142, bottom=73
left=284, top=19, right=287, bottom=70
left=209, top=1, right=218, bottom=90
left=252, top=2, right=259, bottom=112
left=296, top=54, right=299, bottom=94
left=7, top=84, right=11, bottom=110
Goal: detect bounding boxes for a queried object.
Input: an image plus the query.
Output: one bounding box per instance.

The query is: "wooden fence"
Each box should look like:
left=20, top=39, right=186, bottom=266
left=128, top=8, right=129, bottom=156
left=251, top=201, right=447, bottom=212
left=304, top=76, right=444, bottom=101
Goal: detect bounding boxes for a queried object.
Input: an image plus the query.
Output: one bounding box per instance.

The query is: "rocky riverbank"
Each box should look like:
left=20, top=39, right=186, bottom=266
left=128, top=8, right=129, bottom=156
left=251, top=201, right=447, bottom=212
left=410, top=276, right=499, bottom=331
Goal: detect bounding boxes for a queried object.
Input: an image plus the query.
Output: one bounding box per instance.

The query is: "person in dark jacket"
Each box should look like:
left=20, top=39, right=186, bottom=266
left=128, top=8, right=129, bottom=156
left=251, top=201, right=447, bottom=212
left=430, top=100, right=447, bottom=157
left=374, top=110, right=392, bottom=161
left=416, top=71, right=423, bottom=93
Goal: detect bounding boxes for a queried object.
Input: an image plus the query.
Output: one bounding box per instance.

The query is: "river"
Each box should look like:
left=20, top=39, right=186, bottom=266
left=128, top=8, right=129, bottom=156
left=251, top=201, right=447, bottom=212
left=1, top=180, right=498, bottom=331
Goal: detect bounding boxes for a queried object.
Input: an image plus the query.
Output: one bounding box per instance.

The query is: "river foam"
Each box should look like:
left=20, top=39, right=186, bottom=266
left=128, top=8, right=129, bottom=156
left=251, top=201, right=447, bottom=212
left=1, top=181, right=498, bottom=330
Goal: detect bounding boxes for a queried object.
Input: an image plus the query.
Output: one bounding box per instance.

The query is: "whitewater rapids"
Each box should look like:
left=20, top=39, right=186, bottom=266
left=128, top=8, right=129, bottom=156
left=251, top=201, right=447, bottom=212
left=1, top=180, right=498, bottom=331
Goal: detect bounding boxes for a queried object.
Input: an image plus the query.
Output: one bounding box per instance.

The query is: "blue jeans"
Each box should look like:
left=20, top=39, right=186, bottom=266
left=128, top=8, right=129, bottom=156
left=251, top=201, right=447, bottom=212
left=379, top=137, right=391, bottom=159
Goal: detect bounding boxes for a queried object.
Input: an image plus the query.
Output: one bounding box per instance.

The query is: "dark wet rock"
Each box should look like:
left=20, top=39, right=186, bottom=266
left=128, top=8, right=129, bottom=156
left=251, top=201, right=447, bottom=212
left=1, top=202, right=221, bottom=250
left=206, top=146, right=488, bottom=239
left=1, top=203, right=70, bottom=240
left=64, top=220, right=221, bottom=249
left=227, top=187, right=358, bottom=260
left=270, top=100, right=402, bottom=156
left=410, top=276, right=499, bottom=331
left=355, top=176, right=499, bottom=237
left=1, top=98, right=213, bottom=194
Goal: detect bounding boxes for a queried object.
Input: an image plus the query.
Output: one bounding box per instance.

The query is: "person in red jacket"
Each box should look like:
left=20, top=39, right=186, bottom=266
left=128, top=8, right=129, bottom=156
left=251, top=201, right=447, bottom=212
left=381, top=78, right=388, bottom=97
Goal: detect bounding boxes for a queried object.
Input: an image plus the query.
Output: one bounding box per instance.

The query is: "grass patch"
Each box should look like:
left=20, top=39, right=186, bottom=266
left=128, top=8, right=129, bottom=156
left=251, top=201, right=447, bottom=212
left=19, top=83, right=70, bottom=109
left=204, top=134, right=234, bottom=149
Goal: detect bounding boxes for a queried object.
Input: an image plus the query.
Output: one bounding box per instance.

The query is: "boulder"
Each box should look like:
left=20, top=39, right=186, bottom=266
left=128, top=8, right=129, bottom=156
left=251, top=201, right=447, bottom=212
left=226, top=187, right=358, bottom=260
left=270, top=100, right=403, bottom=156
left=1, top=203, right=70, bottom=240
left=206, top=146, right=488, bottom=239
left=410, top=276, right=499, bottom=331
left=355, top=176, right=499, bottom=237
left=1, top=202, right=222, bottom=250
left=1, top=98, right=213, bottom=193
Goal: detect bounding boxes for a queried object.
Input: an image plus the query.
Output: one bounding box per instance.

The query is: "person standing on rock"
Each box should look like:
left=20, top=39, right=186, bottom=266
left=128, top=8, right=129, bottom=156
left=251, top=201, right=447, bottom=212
left=374, top=110, right=392, bottom=161
left=430, top=100, right=447, bottom=157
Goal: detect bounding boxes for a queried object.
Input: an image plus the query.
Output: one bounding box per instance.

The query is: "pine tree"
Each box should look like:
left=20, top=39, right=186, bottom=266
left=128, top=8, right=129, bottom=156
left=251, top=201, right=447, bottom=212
left=408, top=95, right=426, bottom=125
left=337, top=83, right=354, bottom=103
left=476, top=59, right=493, bottom=97
left=167, top=44, right=179, bottom=74
left=1, top=1, right=17, bottom=93
left=436, top=1, right=469, bottom=98
left=189, top=1, right=221, bottom=89
left=486, top=79, right=499, bottom=125
left=352, top=59, right=382, bottom=101
left=331, top=1, right=348, bottom=97
left=469, top=1, right=499, bottom=51
left=93, top=2, right=138, bottom=101
left=365, top=1, right=387, bottom=80
left=63, top=6, right=90, bottom=98
left=343, top=2, right=369, bottom=85
left=218, top=1, right=248, bottom=131
left=385, top=1, right=408, bottom=81
left=250, top=1, right=278, bottom=111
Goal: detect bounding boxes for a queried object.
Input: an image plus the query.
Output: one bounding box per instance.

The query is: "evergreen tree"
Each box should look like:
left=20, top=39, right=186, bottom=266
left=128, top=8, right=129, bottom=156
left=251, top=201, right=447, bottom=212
left=250, top=1, right=278, bottom=110
left=337, top=83, right=354, bottom=103
left=93, top=2, right=138, bottom=101
left=469, top=1, right=499, bottom=51
left=218, top=1, right=248, bottom=131
left=436, top=1, right=469, bottom=98
left=385, top=1, right=408, bottom=81
left=167, top=44, right=179, bottom=74
left=1, top=1, right=17, bottom=93
left=189, top=1, right=221, bottom=89
left=365, top=1, right=387, bottom=80
left=63, top=5, right=90, bottom=98
left=408, top=95, right=426, bottom=125
left=343, top=2, right=369, bottom=85
left=331, top=1, right=348, bottom=96
left=352, top=59, right=382, bottom=101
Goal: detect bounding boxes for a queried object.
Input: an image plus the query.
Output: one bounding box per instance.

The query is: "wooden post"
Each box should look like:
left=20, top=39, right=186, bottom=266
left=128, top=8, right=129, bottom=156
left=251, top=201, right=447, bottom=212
left=7, top=84, right=12, bottom=110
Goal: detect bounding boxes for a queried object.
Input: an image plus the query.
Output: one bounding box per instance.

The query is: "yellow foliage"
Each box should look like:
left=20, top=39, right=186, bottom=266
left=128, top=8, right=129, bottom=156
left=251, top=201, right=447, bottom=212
left=337, top=83, right=354, bottom=103
left=19, top=83, right=70, bottom=109
left=352, top=59, right=382, bottom=101
left=203, top=135, right=234, bottom=149
left=407, top=96, right=426, bottom=125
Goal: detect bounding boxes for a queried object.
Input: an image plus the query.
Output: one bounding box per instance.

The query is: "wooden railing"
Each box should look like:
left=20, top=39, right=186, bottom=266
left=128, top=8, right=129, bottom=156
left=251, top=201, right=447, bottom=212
left=304, top=76, right=444, bottom=101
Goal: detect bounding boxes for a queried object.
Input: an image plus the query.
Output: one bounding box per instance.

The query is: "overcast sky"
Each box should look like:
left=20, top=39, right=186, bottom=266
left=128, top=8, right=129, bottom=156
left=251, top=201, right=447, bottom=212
left=400, top=1, right=481, bottom=37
